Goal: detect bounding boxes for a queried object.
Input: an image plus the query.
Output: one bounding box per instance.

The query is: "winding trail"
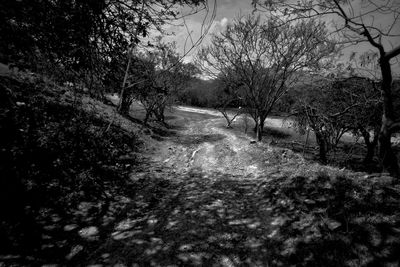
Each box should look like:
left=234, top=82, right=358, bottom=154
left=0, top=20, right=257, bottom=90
left=95, top=106, right=306, bottom=266
left=148, top=106, right=297, bottom=177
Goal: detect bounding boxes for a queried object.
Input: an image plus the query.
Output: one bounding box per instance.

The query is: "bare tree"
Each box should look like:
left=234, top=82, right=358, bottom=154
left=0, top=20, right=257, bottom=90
left=149, top=40, right=200, bottom=125
left=293, top=75, right=380, bottom=163
left=117, top=0, right=216, bottom=116
left=211, top=78, right=243, bottom=128
left=197, top=15, right=335, bottom=141
left=293, top=77, right=348, bottom=163
left=252, top=0, right=400, bottom=176
left=337, top=77, right=382, bottom=164
left=119, top=39, right=199, bottom=125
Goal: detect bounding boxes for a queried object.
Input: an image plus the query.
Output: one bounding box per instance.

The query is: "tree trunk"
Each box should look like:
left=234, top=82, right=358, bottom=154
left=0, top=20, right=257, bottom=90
left=219, top=110, right=232, bottom=128
left=378, top=58, right=400, bottom=177
left=253, top=117, right=259, bottom=133
left=259, top=116, right=265, bottom=134
left=118, top=89, right=132, bottom=115
left=256, top=114, right=267, bottom=141
left=256, top=124, right=262, bottom=141
left=315, top=131, right=327, bottom=164
left=365, top=142, right=376, bottom=164
left=156, top=106, right=166, bottom=124
left=118, top=48, right=133, bottom=114
left=143, top=112, right=149, bottom=125
left=379, top=122, right=399, bottom=176
left=360, top=127, right=378, bottom=164
left=244, top=113, right=249, bottom=133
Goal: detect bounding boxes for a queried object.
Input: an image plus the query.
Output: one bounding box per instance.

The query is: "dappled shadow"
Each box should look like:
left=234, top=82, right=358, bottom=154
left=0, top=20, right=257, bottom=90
left=47, top=169, right=399, bottom=267
left=259, top=174, right=400, bottom=266
left=3, top=165, right=400, bottom=266
left=79, top=170, right=283, bottom=266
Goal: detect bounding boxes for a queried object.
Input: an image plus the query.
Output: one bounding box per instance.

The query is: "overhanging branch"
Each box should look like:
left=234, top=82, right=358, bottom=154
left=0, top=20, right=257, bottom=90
left=385, top=44, right=400, bottom=60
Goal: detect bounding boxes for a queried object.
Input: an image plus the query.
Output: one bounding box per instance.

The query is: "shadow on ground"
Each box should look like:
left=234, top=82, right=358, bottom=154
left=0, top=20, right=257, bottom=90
left=2, top=167, right=400, bottom=266
left=85, top=171, right=400, bottom=267
left=263, top=126, right=292, bottom=140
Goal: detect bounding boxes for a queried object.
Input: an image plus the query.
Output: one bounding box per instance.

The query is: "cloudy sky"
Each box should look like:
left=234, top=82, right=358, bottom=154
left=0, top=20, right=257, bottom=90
left=160, top=0, right=251, bottom=61
left=161, top=0, right=400, bottom=77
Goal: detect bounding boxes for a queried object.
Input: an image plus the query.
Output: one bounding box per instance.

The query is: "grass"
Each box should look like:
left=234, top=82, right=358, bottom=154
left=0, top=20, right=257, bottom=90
left=225, top=113, right=399, bottom=174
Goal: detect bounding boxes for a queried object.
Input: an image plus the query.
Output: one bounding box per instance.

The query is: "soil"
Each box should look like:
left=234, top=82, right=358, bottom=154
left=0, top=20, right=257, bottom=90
left=86, top=105, right=397, bottom=267
left=79, top=106, right=328, bottom=266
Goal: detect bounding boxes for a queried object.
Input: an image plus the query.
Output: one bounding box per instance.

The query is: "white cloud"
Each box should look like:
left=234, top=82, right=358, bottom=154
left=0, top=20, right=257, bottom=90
left=209, top=17, right=229, bottom=34
left=220, top=17, right=228, bottom=28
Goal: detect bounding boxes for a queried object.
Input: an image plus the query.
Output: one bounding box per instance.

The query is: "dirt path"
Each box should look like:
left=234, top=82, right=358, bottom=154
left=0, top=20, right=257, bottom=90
left=146, top=106, right=304, bottom=177
left=58, top=105, right=400, bottom=267
left=83, top=107, right=311, bottom=266
left=151, top=115, right=263, bottom=177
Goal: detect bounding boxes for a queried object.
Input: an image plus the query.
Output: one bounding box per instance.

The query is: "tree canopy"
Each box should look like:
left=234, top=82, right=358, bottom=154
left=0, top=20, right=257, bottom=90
left=197, top=15, right=336, bottom=140
left=0, top=0, right=207, bottom=77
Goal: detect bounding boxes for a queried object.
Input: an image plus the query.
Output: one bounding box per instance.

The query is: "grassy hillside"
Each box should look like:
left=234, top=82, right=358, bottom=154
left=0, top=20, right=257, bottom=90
left=0, top=73, right=145, bottom=263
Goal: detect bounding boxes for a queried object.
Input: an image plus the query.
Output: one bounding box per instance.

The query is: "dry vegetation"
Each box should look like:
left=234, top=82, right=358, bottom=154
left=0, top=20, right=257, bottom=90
left=1, top=73, right=400, bottom=266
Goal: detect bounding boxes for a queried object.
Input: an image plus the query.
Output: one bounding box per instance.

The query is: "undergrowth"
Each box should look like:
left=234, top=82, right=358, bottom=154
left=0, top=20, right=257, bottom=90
left=0, top=74, right=141, bottom=261
left=260, top=172, right=400, bottom=266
